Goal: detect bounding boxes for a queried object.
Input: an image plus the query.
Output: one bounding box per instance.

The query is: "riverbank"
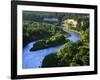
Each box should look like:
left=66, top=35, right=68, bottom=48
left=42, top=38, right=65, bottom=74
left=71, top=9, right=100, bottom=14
left=23, top=29, right=80, bottom=68
left=30, top=34, right=69, bottom=51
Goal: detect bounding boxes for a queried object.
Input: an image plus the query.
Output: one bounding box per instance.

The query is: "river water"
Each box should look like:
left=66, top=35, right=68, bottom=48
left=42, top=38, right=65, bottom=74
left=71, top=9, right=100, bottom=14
left=23, top=31, right=80, bottom=69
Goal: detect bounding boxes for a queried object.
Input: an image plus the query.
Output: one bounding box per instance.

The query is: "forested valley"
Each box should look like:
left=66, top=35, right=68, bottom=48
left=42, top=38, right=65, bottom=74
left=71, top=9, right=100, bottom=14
left=23, top=11, right=90, bottom=68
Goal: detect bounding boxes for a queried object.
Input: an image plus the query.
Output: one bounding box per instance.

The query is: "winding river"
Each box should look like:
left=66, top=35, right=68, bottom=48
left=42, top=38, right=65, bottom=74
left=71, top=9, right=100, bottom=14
left=23, top=30, right=80, bottom=69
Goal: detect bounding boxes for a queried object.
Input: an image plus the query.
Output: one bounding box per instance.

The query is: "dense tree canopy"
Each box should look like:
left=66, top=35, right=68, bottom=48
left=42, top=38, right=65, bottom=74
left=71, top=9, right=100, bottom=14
left=23, top=11, right=90, bottom=68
